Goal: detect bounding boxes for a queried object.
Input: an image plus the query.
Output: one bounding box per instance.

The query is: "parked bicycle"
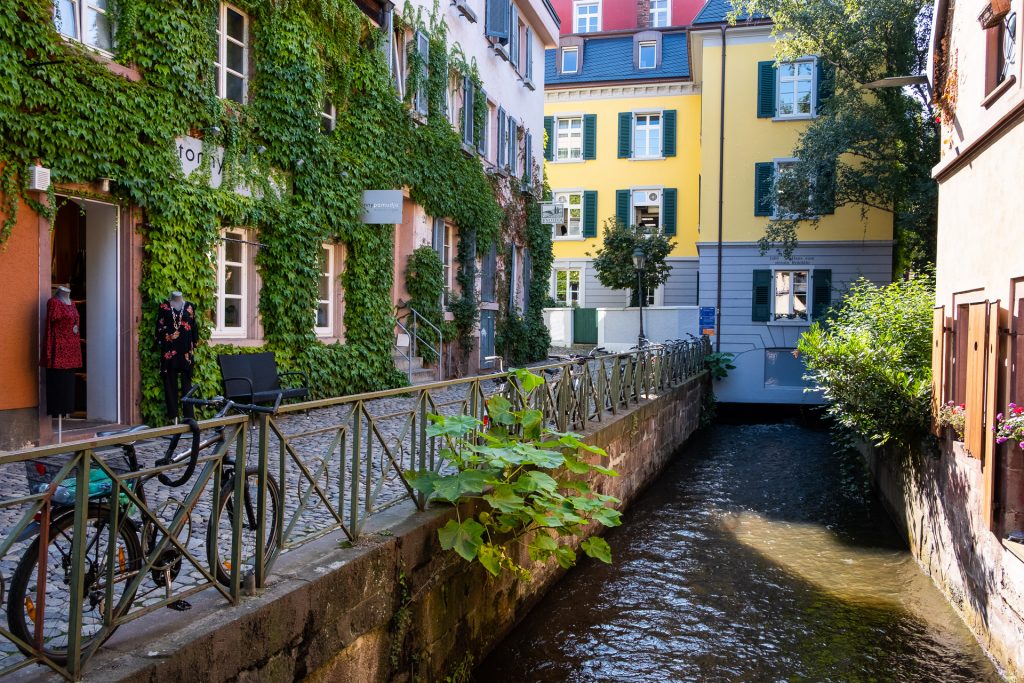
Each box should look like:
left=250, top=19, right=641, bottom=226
left=6, top=390, right=282, bottom=665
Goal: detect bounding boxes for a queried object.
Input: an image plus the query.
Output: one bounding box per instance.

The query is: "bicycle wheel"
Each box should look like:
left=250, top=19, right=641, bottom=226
left=7, top=505, right=142, bottom=665
left=207, top=467, right=281, bottom=587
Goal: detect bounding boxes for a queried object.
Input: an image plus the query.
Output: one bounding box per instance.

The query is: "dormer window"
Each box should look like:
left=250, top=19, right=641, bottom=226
left=54, top=0, right=114, bottom=53
left=638, top=42, right=657, bottom=69
left=562, top=47, right=579, bottom=73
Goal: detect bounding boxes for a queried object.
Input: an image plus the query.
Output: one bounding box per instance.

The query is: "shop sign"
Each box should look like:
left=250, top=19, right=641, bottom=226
left=361, top=190, right=404, bottom=224
left=175, top=136, right=282, bottom=198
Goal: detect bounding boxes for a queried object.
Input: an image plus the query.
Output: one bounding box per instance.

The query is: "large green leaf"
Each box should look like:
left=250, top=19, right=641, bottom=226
left=438, top=518, right=485, bottom=561
left=580, top=536, right=612, bottom=564
left=527, top=533, right=558, bottom=562
left=553, top=545, right=577, bottom=569
left=486, top=395, right=515, bottom=425
left=477, top=543, right=502, bottom=576
left=426, top=413, right=480, bottom=438
left=405, top=469, right=440, bottom=496
left=483, top=483, right=525, bottom=513
left=513, top=368, right=545, bottom=393
left=592, top=507, right=623, bottom=528
left=432, top=468, right=494, bottom=503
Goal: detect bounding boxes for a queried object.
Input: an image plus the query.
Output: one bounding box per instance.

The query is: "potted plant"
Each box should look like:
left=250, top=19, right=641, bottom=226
left=936, top=401, right=966, bottom=441
left=994, top=403, right=1024, bottom=449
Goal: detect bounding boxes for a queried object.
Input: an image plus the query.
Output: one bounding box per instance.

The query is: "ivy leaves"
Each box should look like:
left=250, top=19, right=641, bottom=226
left=406, top=369, right=621, bottom=579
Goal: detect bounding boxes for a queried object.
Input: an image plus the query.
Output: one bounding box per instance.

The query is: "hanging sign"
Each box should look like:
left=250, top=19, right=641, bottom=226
left=699, top=306, right=717, bottom=337
left=540, top=202, right=565, bottom=226
left=176, top=136, right=283, bottom=198
left=361, top=190, right=404, bottom=224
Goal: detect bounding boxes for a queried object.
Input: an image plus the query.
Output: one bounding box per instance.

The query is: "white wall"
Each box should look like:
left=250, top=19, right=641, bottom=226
left=543, top=307, right=573, bottom=346
left=597, top=306, right=699, bottom=351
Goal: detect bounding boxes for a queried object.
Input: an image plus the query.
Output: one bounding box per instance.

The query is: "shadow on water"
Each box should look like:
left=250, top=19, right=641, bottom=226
left=474, top=422, right=1002, bottom=683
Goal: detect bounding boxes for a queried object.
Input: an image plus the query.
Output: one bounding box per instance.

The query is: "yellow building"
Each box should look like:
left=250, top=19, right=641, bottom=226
left=544, top=29, right=700, bottom=330
left=689, top=3, right=893, bottom=403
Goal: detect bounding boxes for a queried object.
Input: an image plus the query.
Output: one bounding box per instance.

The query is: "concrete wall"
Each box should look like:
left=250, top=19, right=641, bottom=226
left=87, top=373, right=709, bottom=683
left=867, top=441, right=1024, bottom=681
left=598, top=306, right=698, bottom=350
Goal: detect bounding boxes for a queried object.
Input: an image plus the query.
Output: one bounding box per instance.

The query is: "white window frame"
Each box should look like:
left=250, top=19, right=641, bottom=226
left=627, top=283, right=662, bottom=307
left=554, top=116, right=583, bottom=162
left=631, top=187, right=663, bottom=232
left=573, top=1, right=601, bottom=33
left=213, top=229, right=249, bottom=338
left=771, top=268, right=811, bottom=322
left=216, top=2, right=249, bottom=104
left=321, top=98, right=336, bottom=133
left=775, top=58, right=816, bottom=120
left=650, top=0, right=670, bottom=27
left=552, top=190, right=584, bottom=239
left=552, top=268, right=583, bottom=307
left=315, top=244, right=334, bottom=336
left=390, top=25, right=408, bottom=99
left=638, top=41, right=657, bottom=69
left=632, top=112, right=662, bottom=159
left=54, top=0, right=114, bottom=54
left=561, top=46, right=579, bottom=74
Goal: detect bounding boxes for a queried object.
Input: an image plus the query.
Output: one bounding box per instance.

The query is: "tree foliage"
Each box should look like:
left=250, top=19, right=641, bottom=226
left=590, top=219, right=675, bottom=304
left=797, top=275, right=934, bottom=447
left=733, top=0, right=938, bottom=273
left=406, top=368, right=620, bottom=579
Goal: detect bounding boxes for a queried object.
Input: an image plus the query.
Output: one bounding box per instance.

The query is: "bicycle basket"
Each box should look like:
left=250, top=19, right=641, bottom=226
left=25, top=448, right=136, bottom=506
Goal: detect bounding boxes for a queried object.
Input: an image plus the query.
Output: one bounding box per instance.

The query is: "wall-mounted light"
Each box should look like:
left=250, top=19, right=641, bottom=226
left=256, top=145, right=267, bottom=154
left=296, top=158, right=305, bottom=169
left=208, top=125, right=221, bottom=136
left=98, top=178, right=112, bottom=193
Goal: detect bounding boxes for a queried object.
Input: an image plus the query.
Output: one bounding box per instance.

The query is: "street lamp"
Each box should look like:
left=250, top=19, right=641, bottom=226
left=632, top=247, right=647, bottom=348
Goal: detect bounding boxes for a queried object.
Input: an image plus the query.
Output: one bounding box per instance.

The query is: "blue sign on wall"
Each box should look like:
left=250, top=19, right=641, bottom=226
left=699, top=306, right=717, bottom=336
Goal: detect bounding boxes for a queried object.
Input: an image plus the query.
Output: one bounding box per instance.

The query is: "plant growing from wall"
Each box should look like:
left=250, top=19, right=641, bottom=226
left=406, top=368, right=619, bottom=579
left=705, top=352, right=737, bottom=380
left=590, top=219, right=675, bottom=306
left=404, top=245, right=446, bottom=363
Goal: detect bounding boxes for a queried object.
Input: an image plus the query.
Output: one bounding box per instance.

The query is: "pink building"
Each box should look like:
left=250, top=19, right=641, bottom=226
left=549, top=0, right=705, bottom=33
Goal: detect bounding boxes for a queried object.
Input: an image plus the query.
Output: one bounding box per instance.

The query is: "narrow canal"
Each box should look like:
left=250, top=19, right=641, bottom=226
left=476, top=421, right=1001, bottom=682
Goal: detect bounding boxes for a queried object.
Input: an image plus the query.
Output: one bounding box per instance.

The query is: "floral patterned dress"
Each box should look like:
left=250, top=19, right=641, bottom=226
left=41, top=297, right=82, bottom=369
left=155, top=301, right=199, bottom=372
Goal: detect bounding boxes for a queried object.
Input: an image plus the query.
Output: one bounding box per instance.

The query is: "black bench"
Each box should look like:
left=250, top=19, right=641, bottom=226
left=217, top=352, right=309, bottom=406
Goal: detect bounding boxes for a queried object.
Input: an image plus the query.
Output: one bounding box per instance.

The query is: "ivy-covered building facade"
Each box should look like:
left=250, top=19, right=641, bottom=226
left=0, top=0, right=558, bottom=448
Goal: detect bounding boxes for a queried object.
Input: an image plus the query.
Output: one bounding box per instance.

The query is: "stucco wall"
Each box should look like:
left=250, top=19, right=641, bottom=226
left=0, top=198, right=40, bottom=413
left=84, top=372, right=709, bottom=682
left=867, top=441, right=1024, bottom=681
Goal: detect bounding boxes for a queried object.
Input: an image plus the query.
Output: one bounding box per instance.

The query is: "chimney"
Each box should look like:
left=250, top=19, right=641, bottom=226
left=637, top=0, right=650, bottom=28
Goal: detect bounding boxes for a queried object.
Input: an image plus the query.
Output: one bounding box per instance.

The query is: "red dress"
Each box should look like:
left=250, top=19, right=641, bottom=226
left=41, top=298, right=82, bottom=369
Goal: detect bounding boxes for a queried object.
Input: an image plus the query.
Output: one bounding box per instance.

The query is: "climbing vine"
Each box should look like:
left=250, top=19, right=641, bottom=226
left=0, top=0, right=540, bottom=423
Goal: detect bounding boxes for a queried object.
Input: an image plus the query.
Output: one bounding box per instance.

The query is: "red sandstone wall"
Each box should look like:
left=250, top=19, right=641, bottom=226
left=550, top=0, right=704, bottom=34
left=0, top=198, right=41, bottom=411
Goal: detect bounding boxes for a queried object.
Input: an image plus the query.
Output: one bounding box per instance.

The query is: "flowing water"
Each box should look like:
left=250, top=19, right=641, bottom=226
left=475, top=422, right=1002, bottom=682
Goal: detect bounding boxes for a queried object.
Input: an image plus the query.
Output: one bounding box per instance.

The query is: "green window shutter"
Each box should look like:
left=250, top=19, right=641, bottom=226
left=757, top=61, right=777, bottom=119
left=583, top=191, right=598, bottom=237
left=754, top=162, right=775, bottom=216
left=816, top=59, right=835, bottom=114
left=815, top=160, right=837, bottom=215
left=616, top=189, right=630, bottom=226
left=752, top=269, right=771, bottom=322
left=618, top=112, right=633, bottom=159
left=662, top=188, right=677, bottom=236
left=544, top=116, right=554, bottom=161
left=583, top=114, right=597, bottom=160
left=812, top=269, right=832, bottom=320
left=662, top=110, right=677, bottom=157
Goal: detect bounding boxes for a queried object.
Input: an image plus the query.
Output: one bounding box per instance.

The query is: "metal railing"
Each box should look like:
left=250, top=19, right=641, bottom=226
left=394, top=305, right=443, bottom=383
left=0, top=338, right=709, bottom=679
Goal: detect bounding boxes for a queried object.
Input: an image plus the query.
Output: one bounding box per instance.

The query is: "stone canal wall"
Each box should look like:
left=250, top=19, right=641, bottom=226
left=88, top=372, right=709, bottom=682
left=867, top=441, right=1024, bottom=681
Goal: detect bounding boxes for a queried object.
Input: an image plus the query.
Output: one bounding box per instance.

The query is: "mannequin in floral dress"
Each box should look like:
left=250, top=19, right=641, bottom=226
left=41, top=285, right=82, bottom=418
left=156, top=291, right=199, bottom=420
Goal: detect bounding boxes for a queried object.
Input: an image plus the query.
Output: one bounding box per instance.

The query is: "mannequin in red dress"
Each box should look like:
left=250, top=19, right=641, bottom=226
left=41, top=285, right=82, bottom=417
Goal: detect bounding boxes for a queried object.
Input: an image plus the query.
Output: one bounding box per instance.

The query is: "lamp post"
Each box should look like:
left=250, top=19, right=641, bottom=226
left=632, top=247, right=647, bottom=348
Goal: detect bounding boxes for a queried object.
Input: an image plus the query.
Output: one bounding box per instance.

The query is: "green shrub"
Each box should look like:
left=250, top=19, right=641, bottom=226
left=798, top=275, right=934, bottom=447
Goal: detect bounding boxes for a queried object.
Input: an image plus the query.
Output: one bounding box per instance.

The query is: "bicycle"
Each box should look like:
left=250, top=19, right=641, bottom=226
left=6, top=390, right=282, bottom=665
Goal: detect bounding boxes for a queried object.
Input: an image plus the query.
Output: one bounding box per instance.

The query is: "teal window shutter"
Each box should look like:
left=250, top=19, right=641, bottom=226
left=583, top=114, right=597, bottom=160
left=618, top=112, right=632, bottom=159
left=583, top=191, right=598, bottom=237
left=662, top=188, right=677, bottom=236
left=752, top=269, right=771, bottom=322
left=616, top=189, right=630, bottom=226
left=816, top=59, right=835, bottom=114
left=544, top=116, right=554, bottom=161
left=757, top=61, right=777, bottom=118
left=815, top=160, right=837, bottom=215
left=754, top=162, right=775, bottom=216
left=812, top=269, right=832, bottom=319
left=662, top=110, right=677, bottom=157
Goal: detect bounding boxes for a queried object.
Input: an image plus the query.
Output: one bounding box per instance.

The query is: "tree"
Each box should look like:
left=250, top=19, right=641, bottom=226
left=797, top=275, right=934, bottom=447
left=590, top=219, right=676, bottom=306
left=733, top=0, right=938, bottom=273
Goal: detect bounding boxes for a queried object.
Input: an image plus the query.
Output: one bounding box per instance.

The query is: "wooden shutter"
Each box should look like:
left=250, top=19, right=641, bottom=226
left=525, top=27, right=533, bottom=80
left=485, top=0, right=509, bottom=40
left=816, top=59, right=835, bottom=114
left=615, top=189, right=630, bottom=226
left=476, top=88, right=487, bottom=155
left=508, top=117, right=517, bottom=172
left=811, top=269, right=832, bottom=319
left=415, top=31, right=429, bottom=115
left=752, top=270, right=771, bottom=322
left=583, top=114, right=597, bottom=160
left=462, top=75, right=474, bottom=145
left=983, top=301, right=1003, bottom=529
left=662, top=109, right=677, bottom=157
left=481, top=242, right=496, bottom=302
left=964, top=301, right=989, bottom=458
left=618, top=112, right=632, bottom=159
left=754, top=162, right=775, bottom=216
left=583, top=191, right=598, bottom=237
left=544, top=116, right=554, bottom=160
left=497, top=107, right=506, bottom=166
left=508, top=2, right=519, bottom=67
left=662, top=188, right=677, bottom=236
left=524, top=131, right=533, bottom=183
left=931, top=306, right=946, bottom=429
left=757, top=61, right=777, bottom=118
